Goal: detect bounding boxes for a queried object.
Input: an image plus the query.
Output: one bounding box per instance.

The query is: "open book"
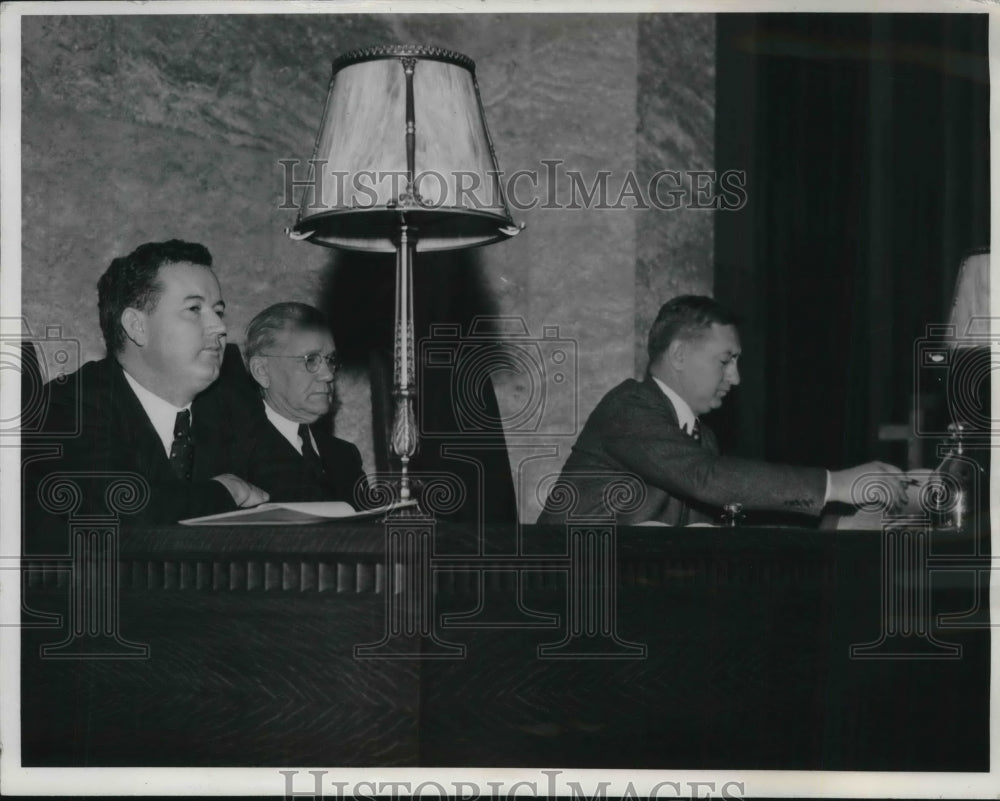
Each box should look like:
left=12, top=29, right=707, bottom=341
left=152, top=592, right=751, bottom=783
left=179, top=499, right=418, bottom=526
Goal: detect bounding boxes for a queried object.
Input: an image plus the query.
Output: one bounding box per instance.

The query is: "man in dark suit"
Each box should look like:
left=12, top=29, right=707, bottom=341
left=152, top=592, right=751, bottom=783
left=538, top=295, right=907, bottom=525
left=26, top=240, right=269, bottom=543
left=241, top=302, right=368, bottom=506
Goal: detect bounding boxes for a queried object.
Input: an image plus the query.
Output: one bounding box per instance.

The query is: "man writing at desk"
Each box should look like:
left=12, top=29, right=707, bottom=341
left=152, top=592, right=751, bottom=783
left=241, top=302, right=368, bottom=505
left=538, top=295, right=907, bottom=525
left=28, top=240, right=269, bottom=538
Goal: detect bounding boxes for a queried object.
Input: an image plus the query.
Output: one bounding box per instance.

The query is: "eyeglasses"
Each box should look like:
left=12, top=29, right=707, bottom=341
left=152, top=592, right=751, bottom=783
left=260, top=352, right=340, bottom=374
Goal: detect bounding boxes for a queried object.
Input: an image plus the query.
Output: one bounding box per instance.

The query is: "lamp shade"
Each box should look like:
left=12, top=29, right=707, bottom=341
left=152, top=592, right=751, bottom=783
left=947, top=250, right=991, bottom=343
left=291, top=45, right=521, bottom=253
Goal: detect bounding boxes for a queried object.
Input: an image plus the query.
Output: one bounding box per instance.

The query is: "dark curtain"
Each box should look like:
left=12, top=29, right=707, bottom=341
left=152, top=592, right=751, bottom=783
left=714, top=13, right=989, bottom=470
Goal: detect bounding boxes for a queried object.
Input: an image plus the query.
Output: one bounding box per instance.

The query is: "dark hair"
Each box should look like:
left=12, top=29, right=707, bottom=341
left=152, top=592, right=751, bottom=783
left=97, top=240, right=213, bottom=355
left=244, top=302, right=331, bottom=361
left=647, top=294, right=738, bottom=363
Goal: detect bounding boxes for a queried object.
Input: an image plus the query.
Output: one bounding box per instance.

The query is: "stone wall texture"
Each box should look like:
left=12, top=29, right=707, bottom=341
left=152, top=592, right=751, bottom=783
left=20, top=12, right=714, bottom=522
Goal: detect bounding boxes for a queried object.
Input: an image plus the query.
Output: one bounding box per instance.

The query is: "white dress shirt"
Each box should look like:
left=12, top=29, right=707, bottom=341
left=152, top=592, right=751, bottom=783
left=121, top=369, right=192, bottom=458
left=651, top=375, right=698, bottom=436
left=263, top=400, right=317, bottom=457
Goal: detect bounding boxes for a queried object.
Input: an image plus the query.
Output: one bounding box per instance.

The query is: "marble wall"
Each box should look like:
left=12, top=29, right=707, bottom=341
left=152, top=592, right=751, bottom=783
left=20, top=12, right=714, bottom=522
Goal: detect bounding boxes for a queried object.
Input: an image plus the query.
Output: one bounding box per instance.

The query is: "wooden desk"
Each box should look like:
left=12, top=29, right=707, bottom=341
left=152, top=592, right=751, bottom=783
left=21, top=521, right=989, bottom=770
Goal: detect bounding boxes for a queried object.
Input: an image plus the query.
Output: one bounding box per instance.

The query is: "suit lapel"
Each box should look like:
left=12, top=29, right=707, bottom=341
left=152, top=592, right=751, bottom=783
left=107, top=360, right=228, bottom=481
left=105, top=361, right=173, bottom=478
left=311, top=424, right=341, bottom=481
left=262, top=411, right=307, bottom=463
left=642, top=374, right=715, bottom=450
left=302, top=422, right=328, bottom=479
left=641, top=374, right=682, bottom=428
left=640, top=374, right=695, bottom=525
left=313, top=426, right=358, bottom=501
left=261, top=411, right=329, bottom=485
left=700, top=424, right=720, bottom=455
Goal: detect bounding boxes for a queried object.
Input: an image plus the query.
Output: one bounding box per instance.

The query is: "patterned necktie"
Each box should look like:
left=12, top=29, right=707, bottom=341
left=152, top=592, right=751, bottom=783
left=169, top=410, right=194, bottom=481
left=690, top=419, right=702, bottom=443
left=298, top=423, right=325, bottom=476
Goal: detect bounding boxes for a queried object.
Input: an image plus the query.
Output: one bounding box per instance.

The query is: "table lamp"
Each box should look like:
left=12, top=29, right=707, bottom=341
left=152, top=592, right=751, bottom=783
left=942, top=249, right=992, bottom=436
left=947, top=250, right=990, bottom=341
left=287, top=45, right=523, bottom=507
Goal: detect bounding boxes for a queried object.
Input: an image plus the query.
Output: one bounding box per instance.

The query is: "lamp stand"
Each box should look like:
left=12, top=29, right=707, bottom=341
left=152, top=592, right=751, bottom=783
left=389, top=55, right=424, bottom=514
left=390, top=221, right=420, bottom=510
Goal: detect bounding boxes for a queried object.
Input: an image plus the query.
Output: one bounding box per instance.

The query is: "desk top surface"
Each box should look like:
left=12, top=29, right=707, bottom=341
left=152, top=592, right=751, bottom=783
left=106, top=519, right=985, bottom=560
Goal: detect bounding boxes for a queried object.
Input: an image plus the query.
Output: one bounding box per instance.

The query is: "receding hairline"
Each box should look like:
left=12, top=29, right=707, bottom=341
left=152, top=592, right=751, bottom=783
left=244, top=303, right=331, bottom=360
left=267, top=321, right=333, bottom=347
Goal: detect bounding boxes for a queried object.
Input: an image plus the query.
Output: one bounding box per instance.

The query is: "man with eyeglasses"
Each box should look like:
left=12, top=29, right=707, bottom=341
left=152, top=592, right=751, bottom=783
left=241, top=302, right=368, bottom=506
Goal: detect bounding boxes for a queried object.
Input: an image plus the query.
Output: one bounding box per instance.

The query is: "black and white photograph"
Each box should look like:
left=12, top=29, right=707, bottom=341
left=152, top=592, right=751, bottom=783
left=1, top=0, right=995, bottom=797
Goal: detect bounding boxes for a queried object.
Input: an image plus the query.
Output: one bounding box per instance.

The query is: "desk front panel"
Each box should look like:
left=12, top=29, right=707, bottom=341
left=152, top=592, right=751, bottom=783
left=21, top=523, right=989, bottom=769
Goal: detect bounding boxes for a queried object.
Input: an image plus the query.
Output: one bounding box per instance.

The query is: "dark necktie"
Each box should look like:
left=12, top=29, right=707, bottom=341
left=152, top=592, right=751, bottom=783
left=169, top=409, right=194, bottom=481
left=690, top=419, right=702, bottom=443
left=298, top=424, right=325, bottom=476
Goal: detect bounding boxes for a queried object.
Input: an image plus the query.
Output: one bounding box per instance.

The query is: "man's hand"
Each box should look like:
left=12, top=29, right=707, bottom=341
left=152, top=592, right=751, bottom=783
left=212, top=474, right=269, bottom=507
left=828, top=461, right=908, bottom=511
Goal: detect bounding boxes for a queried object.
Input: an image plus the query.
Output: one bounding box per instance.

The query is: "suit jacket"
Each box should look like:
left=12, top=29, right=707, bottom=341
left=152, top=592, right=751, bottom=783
left=240, top=401, right=370, bottom=507
left=24, top=357, right=239, bottom=549
left=537, top=375, right=827, bottom=526
left=201, top=346, right=370, bottom=507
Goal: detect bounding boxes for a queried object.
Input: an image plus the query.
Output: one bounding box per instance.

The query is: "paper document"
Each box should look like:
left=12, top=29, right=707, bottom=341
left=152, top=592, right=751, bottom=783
left=179, top=500, right=418, bottom=526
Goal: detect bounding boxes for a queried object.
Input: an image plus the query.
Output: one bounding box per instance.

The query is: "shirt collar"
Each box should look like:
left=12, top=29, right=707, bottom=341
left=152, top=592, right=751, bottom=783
left=650, top=375, right=698, bottom=435
left=121, top=368, right=191, bottom=457
left=263, top=400, right=313, bottom=456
